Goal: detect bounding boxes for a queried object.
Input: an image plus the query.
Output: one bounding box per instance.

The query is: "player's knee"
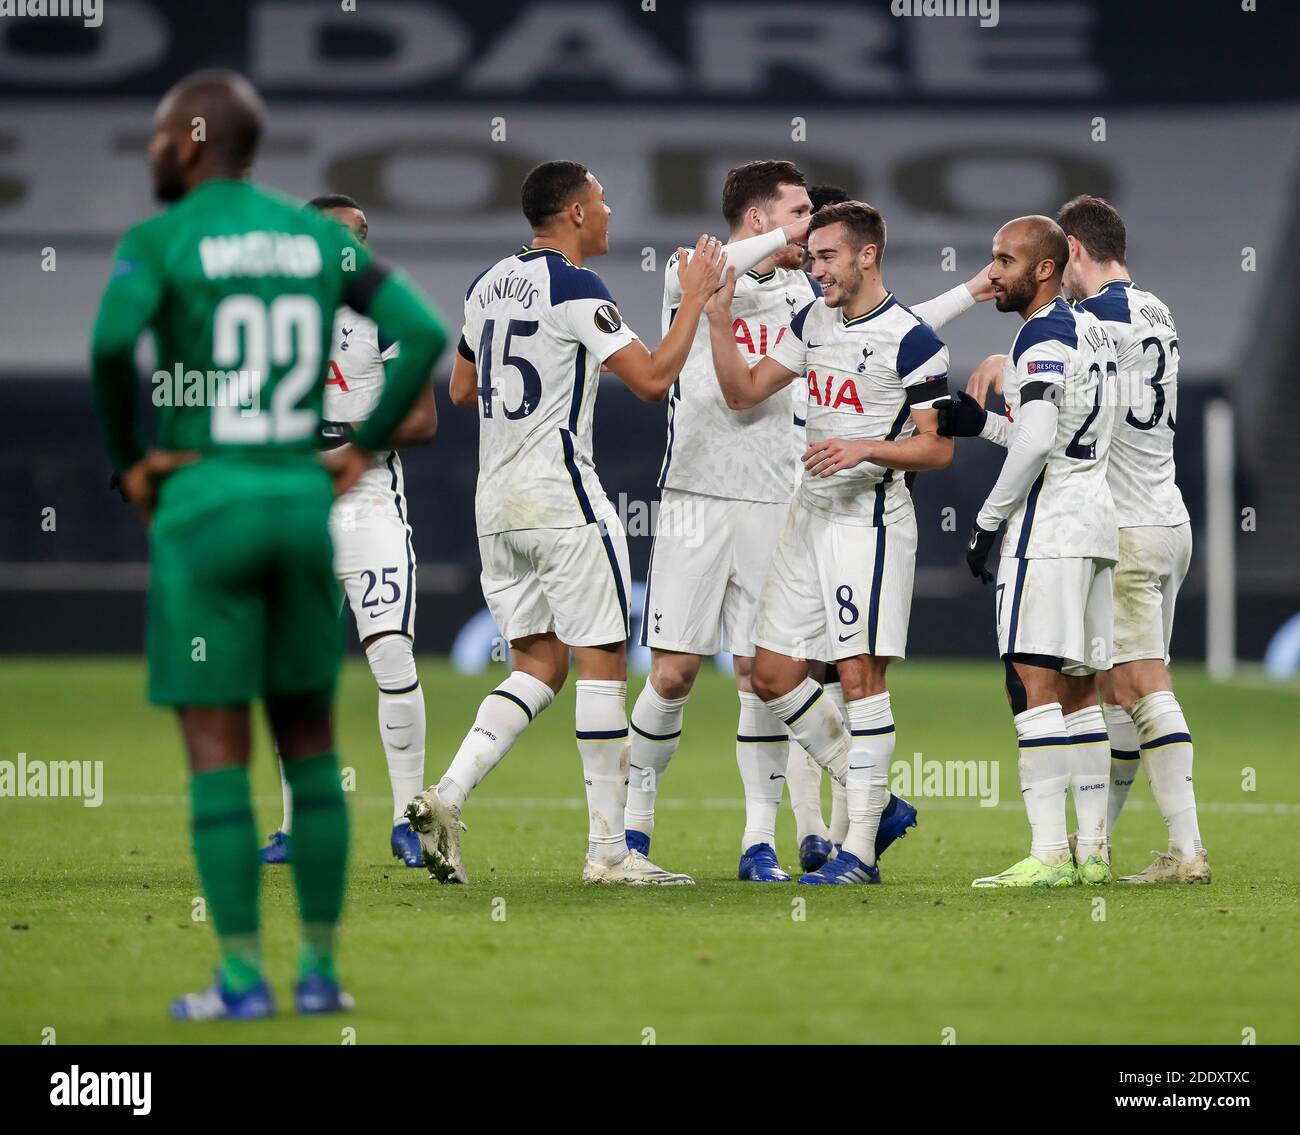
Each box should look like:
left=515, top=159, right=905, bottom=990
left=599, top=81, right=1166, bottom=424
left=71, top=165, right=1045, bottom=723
left=364, top=632, right=419, bottom=694
left=1003, top=657, right=1029, bottom=716
left=649, top=652, right=699, bottom=700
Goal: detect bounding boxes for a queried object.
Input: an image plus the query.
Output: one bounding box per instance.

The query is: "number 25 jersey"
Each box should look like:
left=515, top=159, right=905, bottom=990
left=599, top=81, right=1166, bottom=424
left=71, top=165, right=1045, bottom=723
left=460, top=246, right=640, bottom=537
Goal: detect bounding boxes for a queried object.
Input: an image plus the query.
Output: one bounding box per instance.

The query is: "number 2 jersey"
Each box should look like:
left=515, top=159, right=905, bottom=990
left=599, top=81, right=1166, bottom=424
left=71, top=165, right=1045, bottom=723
left=459, top=246, right=640, bottom=537
left=993, top=297, right=1119, bottom=561
left=1074, top=279, right=1189, bottom=529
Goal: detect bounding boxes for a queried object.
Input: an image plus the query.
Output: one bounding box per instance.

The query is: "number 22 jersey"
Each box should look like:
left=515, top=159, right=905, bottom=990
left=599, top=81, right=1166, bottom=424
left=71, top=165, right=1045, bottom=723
left=459, top=246, right=639, bottom=537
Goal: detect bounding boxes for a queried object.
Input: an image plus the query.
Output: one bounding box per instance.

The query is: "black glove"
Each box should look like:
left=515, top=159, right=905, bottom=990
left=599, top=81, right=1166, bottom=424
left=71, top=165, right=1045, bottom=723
left=319, top=420, right=355, bottom=451
left=966, top=522, right=999, bottom=584
left=936, top=390, right=988, bottom=438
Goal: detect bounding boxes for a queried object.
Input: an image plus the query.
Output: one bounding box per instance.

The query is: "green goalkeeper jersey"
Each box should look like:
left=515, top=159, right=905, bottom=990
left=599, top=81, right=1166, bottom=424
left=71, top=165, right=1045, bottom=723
left=91, top=178, right=447, bottom=483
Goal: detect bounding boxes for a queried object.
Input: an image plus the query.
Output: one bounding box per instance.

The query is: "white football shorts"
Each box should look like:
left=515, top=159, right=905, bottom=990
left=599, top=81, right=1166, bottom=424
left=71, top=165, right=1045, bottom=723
left=479, top=516, right=631, bottom=648
left=996, top=554, right=1114, bottom=675
left=640, top=489, right=789, bottom=657
left=331, top=453, right=417, bottom=640
left=752, top=495, right=917, bottom=662
left=1111, top=522, right=1192, bottom=665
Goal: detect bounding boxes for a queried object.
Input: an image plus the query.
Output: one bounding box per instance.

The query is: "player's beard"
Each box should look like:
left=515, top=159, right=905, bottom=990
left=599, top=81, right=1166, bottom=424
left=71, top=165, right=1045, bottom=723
left=994, top=268, right=1037, bottom=314
left=820, top=262, right=861, bottom=308
left=151, top=141, right=187, bottom=203
left=772, top=241, right=805, bottom=271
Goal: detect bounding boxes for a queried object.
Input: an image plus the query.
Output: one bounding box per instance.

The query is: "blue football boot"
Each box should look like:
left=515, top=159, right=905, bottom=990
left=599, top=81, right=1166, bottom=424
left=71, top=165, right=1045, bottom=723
left=390, top=820, right=424, bottom=867
left=876, top=794, right=918, bottom=858
left=799, top=834, right=834, bottom=873
left=625, top=829, right=651, bottom=856
left=738, top=843, right=792, bottom=882
left=295, top=973, right=355, bottom=1015
left=798, top=848, right=880, bottom=885
left=170, top=971, right=275, bottom=1021
left=259, top=829, right=291, bottom=865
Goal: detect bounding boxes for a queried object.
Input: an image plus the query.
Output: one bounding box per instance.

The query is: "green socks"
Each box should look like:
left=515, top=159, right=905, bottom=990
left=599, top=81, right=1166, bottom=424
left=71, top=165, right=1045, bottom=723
left=282, top=751, right=350, bottom=981
left=190, top=766, right=263, bottom=994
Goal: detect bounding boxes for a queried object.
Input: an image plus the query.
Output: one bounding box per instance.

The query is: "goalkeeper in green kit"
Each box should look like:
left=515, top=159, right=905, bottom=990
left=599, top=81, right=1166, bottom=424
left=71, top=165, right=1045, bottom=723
left=90, top=70, right=448, bottom=1020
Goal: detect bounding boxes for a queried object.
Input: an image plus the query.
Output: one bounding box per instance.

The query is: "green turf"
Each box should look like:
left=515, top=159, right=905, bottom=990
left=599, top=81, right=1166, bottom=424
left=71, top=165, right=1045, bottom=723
left=1, top=657, right=1297, bottom=1044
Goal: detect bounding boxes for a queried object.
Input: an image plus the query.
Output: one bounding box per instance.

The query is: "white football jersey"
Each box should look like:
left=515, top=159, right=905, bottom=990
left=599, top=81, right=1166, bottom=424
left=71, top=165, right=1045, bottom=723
left=766, top=293, right=949, bottom=525
left=323, top=305, right=401, bottom=483
left=999, top=297, right=1120, bottom=561
left=1075, top=279, right=1189, bottom=529
left=657, top=257, right=820, bottom=503
left=460, top=246, right=639, bottom=537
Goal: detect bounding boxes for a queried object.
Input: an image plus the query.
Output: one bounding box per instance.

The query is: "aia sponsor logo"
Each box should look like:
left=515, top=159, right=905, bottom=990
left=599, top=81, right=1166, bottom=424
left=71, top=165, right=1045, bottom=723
left=806, top=370, right=865, bottom=413
left=732, top=318, right=785, bottom=357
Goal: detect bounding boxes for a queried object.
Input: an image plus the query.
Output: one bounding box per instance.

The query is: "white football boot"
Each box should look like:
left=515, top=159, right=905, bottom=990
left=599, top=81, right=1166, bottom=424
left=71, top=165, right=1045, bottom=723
left=1118, top=849, right=1211, bottom=884
left=582, top=849, right=695, bottom=886
left=405, top=787, right=468, bottom=884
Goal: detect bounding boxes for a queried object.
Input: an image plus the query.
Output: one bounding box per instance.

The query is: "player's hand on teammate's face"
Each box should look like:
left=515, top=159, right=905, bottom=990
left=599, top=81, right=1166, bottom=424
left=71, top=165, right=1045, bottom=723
left=965, top=353, right=1008, bottom=407
left=782, top=215, right=812, bottom=246
left=965, top=263, right=997, bottom=303
left=323, top=445, right=371, bottom=498
left=677, top=234, right=727, bottom=305
left=704, top=267, right=736, bottom=321
left=802, top=438, right=871, bottom=478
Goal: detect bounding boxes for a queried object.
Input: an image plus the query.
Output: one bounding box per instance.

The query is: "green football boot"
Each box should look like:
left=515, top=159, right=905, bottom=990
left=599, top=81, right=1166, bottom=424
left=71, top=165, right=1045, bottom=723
left=972, top=855, right=1077, bottom=888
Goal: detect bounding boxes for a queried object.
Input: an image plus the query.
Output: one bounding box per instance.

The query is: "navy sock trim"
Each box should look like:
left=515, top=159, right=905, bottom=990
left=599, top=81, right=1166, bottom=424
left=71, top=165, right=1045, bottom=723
left=489, top=689, right=533, bottom=721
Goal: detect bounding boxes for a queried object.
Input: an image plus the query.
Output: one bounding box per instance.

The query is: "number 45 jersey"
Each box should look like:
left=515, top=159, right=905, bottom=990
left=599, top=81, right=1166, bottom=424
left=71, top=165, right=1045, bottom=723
left=1075, top=279, right=1189, bottom=529
left=459, top=246, right=640, bottom=537
left=998, top=297, right=1119, bottom=562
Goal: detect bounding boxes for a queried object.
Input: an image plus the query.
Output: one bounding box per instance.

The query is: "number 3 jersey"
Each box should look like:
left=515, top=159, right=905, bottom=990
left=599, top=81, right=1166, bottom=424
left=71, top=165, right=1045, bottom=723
left=459, top=246, right=640, bottom=537
left=766, top=293, right=950, bottom=526
left=1074, top=279, right=1189, bottom=529
left=994, top=297, right=1119, bottom=562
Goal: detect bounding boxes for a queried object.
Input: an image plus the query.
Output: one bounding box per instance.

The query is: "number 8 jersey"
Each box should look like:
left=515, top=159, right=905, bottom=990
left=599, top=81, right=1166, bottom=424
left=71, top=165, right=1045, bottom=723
left=997, top=297, right=1119, bottom=562
left=459, top=246, right=640, bottom=537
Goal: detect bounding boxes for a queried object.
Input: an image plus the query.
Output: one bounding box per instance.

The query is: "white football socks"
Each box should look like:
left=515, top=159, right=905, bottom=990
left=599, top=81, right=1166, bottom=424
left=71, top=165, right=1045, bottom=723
left=1102, top=701, right=1142, bottom=835
left=365, top=634, right=427, bottom=823
left=786, top=740, right=829, bottom=844
left=1131, top=690, right=1202, bottom=860
left=624, top=681, right=687, bottom=841
left=736, top=691, right=788, bottom=852
left=825, top=681, right=849, bottom=844
left=1063, top=704, right=1110, bottom=858
left=763, top=677, right=849, bottom=784
left=439, top=670, right=555, bottom=813
left=841, top=692, right=895, bottom=867
left=1015, top=702, right=1072, bottom=867
left=576, top=680, right=632, bottom=867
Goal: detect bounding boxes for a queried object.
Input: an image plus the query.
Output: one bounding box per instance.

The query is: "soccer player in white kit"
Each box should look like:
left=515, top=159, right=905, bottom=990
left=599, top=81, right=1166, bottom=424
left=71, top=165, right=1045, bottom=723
left=705, top=201, right=956, bottom=885
left=261, top=194, right=440, bottom=868
left=405, top=160, right=726, bottom=886
left=1058, top=195, right=1208, bottom=883
left=940, top=216, right=1120, bottom=889
left=630, top=166, right=992, bottom=881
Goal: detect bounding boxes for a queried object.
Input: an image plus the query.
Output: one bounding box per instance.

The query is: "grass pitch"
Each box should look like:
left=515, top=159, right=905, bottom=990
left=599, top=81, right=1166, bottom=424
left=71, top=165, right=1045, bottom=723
left=1, top=657, right=1297, bottom=1045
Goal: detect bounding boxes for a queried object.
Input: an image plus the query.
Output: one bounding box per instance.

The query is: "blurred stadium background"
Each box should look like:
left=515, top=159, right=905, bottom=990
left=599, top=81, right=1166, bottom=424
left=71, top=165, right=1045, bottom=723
left=2, top=0, right=1297, bottom=672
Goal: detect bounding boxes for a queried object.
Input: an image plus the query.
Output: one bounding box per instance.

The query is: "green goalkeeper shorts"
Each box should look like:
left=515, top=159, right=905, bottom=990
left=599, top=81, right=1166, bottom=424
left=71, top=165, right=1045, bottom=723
left=146, top=457, right=343, bottom=708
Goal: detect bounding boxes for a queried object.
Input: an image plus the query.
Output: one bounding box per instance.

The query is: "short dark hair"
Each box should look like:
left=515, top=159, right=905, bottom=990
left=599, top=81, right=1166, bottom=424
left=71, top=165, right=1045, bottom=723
left=721, top=160, right=806, bottom=229
left=808, top=183, right=850, bottom=212
left=807, top=200, right=887, bottom=262
left=521, top=160, right=591, bottom=229
left=1056, top=194, right=1127, bottom=265
left=308, top=193, right=361, bottom=212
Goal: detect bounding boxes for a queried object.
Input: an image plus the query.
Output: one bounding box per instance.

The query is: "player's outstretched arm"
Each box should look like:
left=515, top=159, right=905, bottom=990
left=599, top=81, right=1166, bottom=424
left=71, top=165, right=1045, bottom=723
left=350, top=268, right=448, bottom=453
left=705, top=269, right=798, bottom=409
left=804, top=408, right=953, bottom=478
left=605, top=234, right=727, bottom=402
left=910, top=265, right=995, bottom=330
